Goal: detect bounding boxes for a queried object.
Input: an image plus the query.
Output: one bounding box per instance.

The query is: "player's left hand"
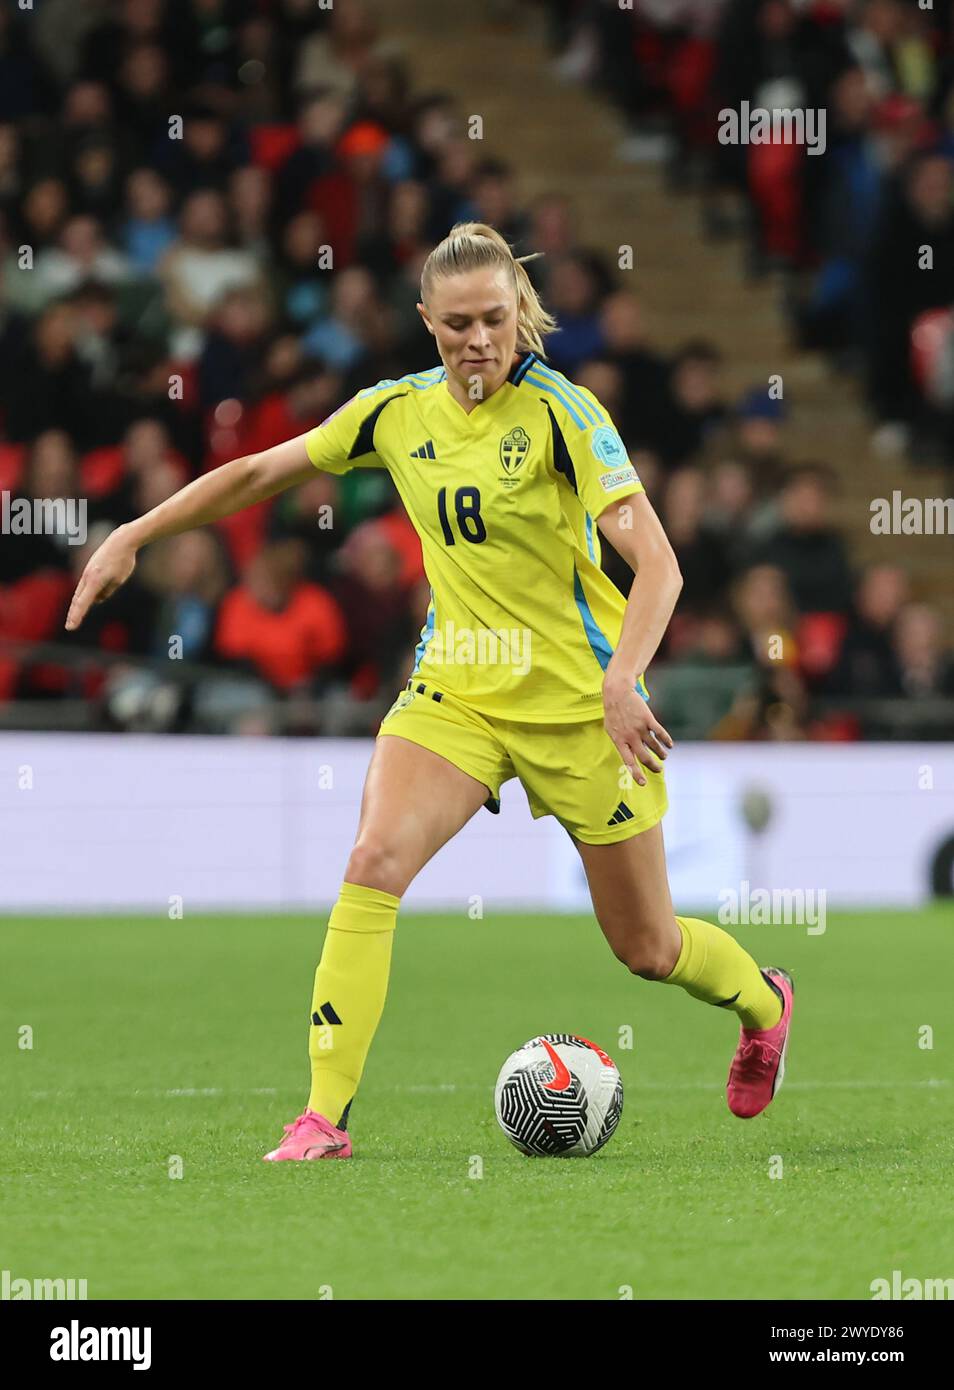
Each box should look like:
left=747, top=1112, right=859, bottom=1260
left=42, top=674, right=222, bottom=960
left=602, top=669, right=673, bottom=787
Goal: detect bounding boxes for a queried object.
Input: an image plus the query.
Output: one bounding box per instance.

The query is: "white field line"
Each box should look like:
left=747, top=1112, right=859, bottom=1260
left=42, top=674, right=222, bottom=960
left=23, top=1078, right=951, bottom=1100
left=404, top=1079, right=952, bottom=1093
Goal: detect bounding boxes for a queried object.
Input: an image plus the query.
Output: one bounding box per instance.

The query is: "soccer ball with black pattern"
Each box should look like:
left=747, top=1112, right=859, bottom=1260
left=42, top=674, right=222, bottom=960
left=494, top=1033, right=623, bottom=1157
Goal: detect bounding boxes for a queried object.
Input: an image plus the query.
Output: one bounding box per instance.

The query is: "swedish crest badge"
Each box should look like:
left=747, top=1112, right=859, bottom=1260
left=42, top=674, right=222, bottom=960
left=499, top=426, right=530, bottom=474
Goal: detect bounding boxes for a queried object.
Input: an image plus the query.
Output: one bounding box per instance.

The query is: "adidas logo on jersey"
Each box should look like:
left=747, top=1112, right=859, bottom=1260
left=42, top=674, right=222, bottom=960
left=606, top=801, right=635, bottom=826
left=410, top=440, right=436, bottom=459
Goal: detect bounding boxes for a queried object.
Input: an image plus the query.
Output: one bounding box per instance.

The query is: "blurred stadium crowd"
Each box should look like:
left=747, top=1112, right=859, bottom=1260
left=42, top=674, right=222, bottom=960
left=550, top=0, right=954, bottom=445
left=0, top=0, right=952, bottom=739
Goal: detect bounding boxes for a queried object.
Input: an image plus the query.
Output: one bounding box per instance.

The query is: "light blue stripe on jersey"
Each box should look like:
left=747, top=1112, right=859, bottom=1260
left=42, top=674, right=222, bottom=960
left=524, top=362, right=605, bottom=427
left=413, top=587, right=436, bottom=669
left=530, top=360, right=607, bottom=425
left=512, top=351, right=537, bottom=384
left=523, top=371, right=588, bottom=428
left=573, top=566, right=649, bottom=701
left=584, top=512, right=596, bottom=562
left=402, top=366, right=445, bottom=389
left=574, top=566, right=613, bottom=669
left=359, top=366, right=444, bottom=399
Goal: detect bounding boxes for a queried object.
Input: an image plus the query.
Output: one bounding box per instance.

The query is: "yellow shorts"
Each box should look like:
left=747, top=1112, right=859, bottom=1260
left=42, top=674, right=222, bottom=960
left=377, top=678, right=667, bottom=845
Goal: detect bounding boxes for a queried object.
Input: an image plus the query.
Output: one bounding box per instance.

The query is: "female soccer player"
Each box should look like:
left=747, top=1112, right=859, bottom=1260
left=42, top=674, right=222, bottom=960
left=66, top=223, right=794, bottom=1160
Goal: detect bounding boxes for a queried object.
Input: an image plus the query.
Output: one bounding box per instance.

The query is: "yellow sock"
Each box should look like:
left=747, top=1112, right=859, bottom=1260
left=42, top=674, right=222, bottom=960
left=663, top=916, right=782, bottom=1030
left=307, top=880, right=399, bottom=1128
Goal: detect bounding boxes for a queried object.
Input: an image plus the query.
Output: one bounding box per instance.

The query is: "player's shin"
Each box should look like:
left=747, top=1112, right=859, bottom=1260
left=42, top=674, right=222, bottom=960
left=660, top=915, right=782, bottom=1030
left=307, top=880, right=400, bottom=1128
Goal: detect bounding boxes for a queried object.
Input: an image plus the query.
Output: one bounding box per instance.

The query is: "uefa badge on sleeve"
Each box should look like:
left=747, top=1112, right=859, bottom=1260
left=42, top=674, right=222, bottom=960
left=590, top=424, right=627, bottom=467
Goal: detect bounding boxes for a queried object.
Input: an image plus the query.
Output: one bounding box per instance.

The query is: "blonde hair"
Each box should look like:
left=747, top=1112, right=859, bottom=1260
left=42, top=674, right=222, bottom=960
left=420, top=221, right=559, bottom=358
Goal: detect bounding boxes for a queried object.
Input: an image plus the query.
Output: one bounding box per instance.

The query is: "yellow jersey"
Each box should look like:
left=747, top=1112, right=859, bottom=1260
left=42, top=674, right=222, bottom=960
left=304, top=350, right=649, bottom=722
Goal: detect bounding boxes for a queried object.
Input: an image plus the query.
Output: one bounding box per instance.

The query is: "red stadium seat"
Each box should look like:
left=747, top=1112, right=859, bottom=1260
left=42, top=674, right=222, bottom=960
left=910, top=307, right=954, bottom=399
left=796, top=611, right=848, bottom=679
left=0, top=658, right=18, bottom=701
left=375, top=509, right=425, bottom=590
left=665, top=38, right=716, bottom=145
left=807, top=712, right=862, bottom=742
left=748, top=140, right=804, bottom=260
left=215, top=498, right=273, bottom=574
left=0, top=570, right=73, bottom=698
left=249, top=124, right=301, bottom=171
left=235, top=391, right=300, bottom=461
left=0, top=570, right=73, bottom=642
left=80, top=446, right=125, bottom=497
left=307, top=170, right=358, bottom=268
left=349, top=659, right=381, bottom=700
left=0, top=442, right=26, bottom=493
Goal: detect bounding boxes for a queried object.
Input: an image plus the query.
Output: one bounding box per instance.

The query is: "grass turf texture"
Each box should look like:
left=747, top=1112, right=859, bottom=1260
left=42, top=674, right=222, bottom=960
left=2, top=907, right=951, bottom=1301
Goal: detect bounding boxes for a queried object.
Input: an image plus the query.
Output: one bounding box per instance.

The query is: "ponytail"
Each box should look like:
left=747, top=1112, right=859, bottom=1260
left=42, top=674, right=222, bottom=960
left=420, top=221, right=559, bottom=358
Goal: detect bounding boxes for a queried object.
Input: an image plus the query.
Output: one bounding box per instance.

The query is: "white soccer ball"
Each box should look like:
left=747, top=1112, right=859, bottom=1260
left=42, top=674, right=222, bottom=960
left=494, top=1033, right=623, bottom=1157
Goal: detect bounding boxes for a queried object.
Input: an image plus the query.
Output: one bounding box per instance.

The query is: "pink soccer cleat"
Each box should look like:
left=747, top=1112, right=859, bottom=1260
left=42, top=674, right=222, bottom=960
left=726, top=968, right=794, bottom=1119
left=262, top=1108, right=353, bottom=1161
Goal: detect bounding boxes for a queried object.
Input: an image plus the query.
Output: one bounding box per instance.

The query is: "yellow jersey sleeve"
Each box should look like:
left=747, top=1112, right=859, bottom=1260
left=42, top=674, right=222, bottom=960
left=303, top=387, right=394, bottom=475
left=561, top=385, right=644, bottom=519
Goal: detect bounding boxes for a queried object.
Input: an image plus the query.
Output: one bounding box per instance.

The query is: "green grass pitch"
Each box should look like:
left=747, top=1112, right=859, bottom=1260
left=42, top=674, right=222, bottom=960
left=2, top=907, right=950, bottom=1300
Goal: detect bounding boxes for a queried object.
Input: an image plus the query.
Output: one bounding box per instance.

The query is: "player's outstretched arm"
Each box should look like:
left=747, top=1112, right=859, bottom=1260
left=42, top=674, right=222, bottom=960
left=65, top=433, right=316, bottom=632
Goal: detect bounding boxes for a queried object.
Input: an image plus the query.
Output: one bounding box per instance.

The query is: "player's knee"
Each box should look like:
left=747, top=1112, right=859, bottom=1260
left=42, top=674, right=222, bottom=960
left=610, top=924, right=680, bottom=980
left=344, top=839, right=407, bottom=897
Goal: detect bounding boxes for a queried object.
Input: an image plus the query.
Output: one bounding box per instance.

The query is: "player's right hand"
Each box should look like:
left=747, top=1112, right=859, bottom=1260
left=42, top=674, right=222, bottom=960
left=65, top=527, right=138, bottom=632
